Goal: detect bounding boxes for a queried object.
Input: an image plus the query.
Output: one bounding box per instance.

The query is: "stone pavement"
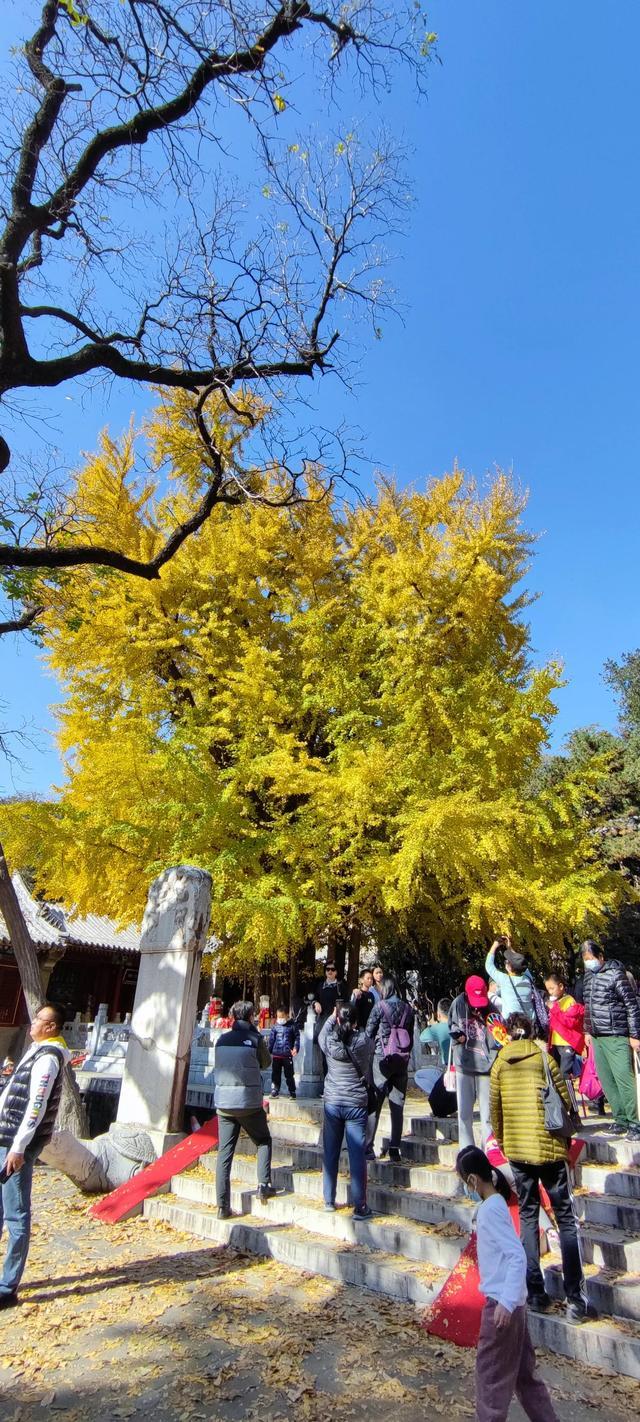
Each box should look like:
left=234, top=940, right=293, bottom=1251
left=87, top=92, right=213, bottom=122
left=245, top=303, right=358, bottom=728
left=0, top=1169, right=638, bottom=1422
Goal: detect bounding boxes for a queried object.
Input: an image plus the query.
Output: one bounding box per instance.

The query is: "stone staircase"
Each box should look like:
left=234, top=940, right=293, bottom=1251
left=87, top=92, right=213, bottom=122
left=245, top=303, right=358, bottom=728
left=144, top=1097, right=640, bottom=1379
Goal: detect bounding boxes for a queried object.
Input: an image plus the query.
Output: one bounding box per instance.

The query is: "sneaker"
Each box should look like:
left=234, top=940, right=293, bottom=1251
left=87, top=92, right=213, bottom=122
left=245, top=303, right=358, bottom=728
left=217, top=1206, right=233, bottom=1220
left=289, top=1093, right=297, bottom=1101
left=353, top=1205, right=374, bottom=1220
left=527, top=1294, right=550, bottom=1314
left=626, top=1124, right=640, bottom=1141
left=365, top=1149, right=376, bottom=1162
left=270, top=1090, right=280, bottom=1098
left=388, top=1147, right=403, bottom=1163
left=0, top=1292, right=18, bottom=1310
left=324, top=1202, right=336, bottom=1212
left=257, top=1184, right=277, bottom=1202
left=566, top=1299, right=588, bottom=1324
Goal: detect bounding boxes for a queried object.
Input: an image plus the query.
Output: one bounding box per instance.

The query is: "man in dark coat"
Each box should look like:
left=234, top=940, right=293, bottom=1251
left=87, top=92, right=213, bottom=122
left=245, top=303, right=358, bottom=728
left=313, top=963, right=347, bottom=1080
left=214, top=1001, right=276, bottom=1218
left=581, top=940, right=640, bottom=1140
left=313, top=962, right=348, bottom=1021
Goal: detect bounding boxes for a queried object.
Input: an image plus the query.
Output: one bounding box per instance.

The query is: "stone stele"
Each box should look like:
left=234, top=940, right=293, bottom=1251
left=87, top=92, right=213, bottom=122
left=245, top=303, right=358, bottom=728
left=115, top=865, right=212, bottom=1149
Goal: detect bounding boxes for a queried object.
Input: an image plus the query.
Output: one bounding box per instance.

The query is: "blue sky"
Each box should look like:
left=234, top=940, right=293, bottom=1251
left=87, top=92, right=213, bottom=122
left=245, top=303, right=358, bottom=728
left=2, top=1, right=639, bottom=796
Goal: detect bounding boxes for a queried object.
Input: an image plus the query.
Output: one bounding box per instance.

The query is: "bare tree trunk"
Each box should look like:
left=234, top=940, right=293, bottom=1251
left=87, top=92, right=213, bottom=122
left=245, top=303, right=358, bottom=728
left=55, top=1066, right=90, bottom=1137
left=346, top=921, right=362, bottom=992
left=289, top=949, right=298, bottom=1017
left=0, top=841, right=43, bottom=1016
left=0, top=840, right=88, bottom=1137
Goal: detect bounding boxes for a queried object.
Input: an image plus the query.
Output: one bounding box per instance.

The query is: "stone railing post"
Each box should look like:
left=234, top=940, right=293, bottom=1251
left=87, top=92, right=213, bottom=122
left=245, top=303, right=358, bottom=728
left=294, top=997, right=324, bottom=1098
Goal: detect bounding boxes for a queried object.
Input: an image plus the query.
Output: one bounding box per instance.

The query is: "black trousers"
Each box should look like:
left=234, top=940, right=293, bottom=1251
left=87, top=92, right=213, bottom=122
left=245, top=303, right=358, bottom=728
left=216, top=1109, right=272, bottom=1209
left=367, top=1057, right=409, bottom=1151
left=271, top=1056, right=296, bottom=1096
left=511, top=1158, right=584, bottom=1304
left=550, top=1045, right=578, bottom=1080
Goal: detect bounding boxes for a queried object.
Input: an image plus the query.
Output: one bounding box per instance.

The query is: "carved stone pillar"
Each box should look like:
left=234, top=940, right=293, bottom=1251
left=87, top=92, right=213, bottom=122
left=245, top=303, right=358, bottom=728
left=115, top=866, right=211, bottom=1151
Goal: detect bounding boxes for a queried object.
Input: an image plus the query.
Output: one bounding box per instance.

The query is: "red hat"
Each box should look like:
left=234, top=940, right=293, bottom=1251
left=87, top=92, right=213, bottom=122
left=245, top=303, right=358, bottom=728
left=465, top=975, right=489, bottom=1008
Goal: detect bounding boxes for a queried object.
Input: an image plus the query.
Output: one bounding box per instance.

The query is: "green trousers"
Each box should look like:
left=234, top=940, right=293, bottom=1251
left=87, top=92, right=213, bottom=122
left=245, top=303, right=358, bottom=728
left=592, top=1036, right=639, bottom=1128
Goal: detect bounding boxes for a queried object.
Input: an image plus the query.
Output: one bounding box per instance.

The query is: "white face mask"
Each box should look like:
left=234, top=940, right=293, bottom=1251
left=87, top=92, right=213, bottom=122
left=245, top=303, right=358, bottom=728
left=584, top=959, right=601, bottom=972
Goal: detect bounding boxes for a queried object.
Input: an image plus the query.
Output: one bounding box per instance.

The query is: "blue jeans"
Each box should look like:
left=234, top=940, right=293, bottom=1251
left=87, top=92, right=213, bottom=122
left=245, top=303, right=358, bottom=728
left=322, top=1103, right=367, bottom=1211
left=0, top=1145, right=35, bottom=1296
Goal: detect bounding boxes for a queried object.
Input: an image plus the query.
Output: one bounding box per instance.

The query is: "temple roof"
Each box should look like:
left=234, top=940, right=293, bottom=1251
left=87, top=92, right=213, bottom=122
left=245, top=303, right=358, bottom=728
left=0, top=873, right=140, bottom=956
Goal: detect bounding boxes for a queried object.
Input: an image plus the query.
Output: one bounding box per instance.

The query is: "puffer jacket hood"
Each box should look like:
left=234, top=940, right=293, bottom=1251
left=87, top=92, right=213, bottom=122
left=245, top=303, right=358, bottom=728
left=489, top=1039, right=569, bottom=1165
left=583, top=958, right=640, bottom=1039
left=499, top=1040, right=540, bottom=1067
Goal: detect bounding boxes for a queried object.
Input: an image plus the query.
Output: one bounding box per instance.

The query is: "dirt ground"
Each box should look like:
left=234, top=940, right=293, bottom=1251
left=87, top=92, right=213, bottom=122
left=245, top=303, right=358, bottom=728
left=0, top=1170, right=637, bottom=1422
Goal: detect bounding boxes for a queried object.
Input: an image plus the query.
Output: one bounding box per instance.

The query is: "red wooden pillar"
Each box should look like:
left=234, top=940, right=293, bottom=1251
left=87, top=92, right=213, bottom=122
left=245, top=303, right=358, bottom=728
left=111, top=963, right=125, bottom=1019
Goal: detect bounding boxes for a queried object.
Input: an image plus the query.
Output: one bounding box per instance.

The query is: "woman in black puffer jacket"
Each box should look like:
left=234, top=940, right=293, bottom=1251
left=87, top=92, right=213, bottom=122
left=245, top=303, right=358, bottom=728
left=318, top=1002, right=374, bottom=1219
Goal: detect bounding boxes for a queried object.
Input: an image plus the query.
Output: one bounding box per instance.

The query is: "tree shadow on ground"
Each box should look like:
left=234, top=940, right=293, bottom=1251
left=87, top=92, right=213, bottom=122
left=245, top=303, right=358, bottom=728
left=20, top=1243, right=261, bottom=1305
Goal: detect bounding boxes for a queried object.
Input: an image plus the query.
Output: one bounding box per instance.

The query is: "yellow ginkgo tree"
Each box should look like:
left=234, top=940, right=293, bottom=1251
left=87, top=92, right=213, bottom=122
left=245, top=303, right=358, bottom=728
left=3, top=395, right=619, bottom=982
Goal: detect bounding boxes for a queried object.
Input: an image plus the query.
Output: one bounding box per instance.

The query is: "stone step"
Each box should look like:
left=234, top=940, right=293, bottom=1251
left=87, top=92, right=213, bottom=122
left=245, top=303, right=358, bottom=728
left=580, top=1134, right=640, bottom=1169
left=408, top=1115, right=460, bottom=1141
left=267, top=1117, right=326, bottom=1146
left=264, top=1115, right=450, bottom=1156
left=526, top=1309, right=640, bottom=1380
left=219, top=1153, right=296, bottom=1191
left=267, top=1117, right=452, bottom=1165
left=579, top=1162, right=640, bottom=1199
left=289, top=1166, right=475, bottom=1231
left=207, top=1147, right=640, bottom=1271
left=143, top=1194, right=445, bottom=1305
left=576, top=1190, right=640, bottom=1233
left=144, top=1191, right=640, bottom=1380
left=249, top=1193, right=466, bottom=1268
left=267, top=1097, right=435, bottom=1127
left=378, top=1134, right=457, bottom=1167
left=171, top=1172, right=467, bottom=1267
left=366, top=1157, right=465, bottom=1197
left=220, top=1152, right=458, bottom=1204
left=203, top=1141, right=463, bottom=1197
left=577, top=1222, right=640, bottom=1272
left=545, top=1256, right=640, bottom=1321
left=183, top=1159, right=640, bottom=1277
left=194, top=1148, right=475, bottom=1228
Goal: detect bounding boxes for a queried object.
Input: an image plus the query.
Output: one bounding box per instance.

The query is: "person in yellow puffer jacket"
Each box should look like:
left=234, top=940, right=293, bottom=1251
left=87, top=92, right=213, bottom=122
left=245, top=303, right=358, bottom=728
left=489, top=1013, right=590, bottom=1325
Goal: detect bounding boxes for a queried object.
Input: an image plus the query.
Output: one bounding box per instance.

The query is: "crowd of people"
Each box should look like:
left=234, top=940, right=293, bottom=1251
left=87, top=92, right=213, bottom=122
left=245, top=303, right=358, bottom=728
left=212, top=968, right=416, bottom=1223
left=1, top=931, right=638, bottom=1422
left=211, top=937, right=640, bottom=1336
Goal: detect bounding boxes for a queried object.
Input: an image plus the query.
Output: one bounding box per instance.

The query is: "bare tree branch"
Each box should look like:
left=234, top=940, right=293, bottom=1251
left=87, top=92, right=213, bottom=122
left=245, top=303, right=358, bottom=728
left=0, top=603, right=44, bottom=635
left=0, top=1, right=432, bottom=594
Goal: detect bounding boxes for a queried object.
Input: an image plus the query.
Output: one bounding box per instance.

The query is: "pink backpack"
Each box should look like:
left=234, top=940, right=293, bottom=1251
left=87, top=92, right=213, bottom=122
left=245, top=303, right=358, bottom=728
left=379, top=1001, right=412, bottom=1064
left=579, top=1046, right=603, bottom=1102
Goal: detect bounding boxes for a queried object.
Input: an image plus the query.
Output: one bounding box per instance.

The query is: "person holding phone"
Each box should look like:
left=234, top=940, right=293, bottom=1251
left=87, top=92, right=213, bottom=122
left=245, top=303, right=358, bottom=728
left=318, top=1000, right=374, bottom=1219
left=485, top=936, right=536, bottom=1025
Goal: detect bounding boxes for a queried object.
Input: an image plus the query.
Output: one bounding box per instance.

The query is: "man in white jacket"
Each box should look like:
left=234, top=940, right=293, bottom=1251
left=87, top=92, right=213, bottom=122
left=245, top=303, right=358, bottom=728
left=0, top=1002, right=69, bottom=1307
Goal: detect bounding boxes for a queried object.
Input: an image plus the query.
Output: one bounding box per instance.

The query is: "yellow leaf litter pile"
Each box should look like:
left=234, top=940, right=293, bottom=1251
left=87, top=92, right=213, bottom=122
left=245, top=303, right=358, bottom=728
left=0, top=1170, right=637, bottom=1422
